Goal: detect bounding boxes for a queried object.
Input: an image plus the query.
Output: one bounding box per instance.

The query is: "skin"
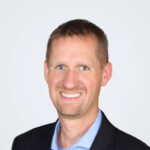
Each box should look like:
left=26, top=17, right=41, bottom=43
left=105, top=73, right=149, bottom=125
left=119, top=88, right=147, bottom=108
left=44, top=35, right=112, bottom=148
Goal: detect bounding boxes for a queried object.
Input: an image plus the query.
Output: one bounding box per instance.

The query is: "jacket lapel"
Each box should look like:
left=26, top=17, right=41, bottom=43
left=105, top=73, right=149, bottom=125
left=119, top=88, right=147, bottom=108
left=90, top=112, right=116, bottom=150
left=36, top=122, right=56, bottom=150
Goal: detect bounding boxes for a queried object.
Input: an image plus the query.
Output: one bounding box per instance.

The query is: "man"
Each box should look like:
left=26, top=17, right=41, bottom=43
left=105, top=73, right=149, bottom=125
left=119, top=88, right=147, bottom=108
left=12, top=19, right=149, bottom=150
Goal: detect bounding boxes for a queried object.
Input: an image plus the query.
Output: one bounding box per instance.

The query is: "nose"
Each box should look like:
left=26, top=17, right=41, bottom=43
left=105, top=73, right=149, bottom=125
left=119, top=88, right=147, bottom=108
left=62, top=70, right=78, bottom=89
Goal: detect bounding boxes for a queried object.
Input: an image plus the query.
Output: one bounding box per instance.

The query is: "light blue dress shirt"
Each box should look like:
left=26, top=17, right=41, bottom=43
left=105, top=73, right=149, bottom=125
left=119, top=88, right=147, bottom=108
left=51, top=109, right=102, bottom=150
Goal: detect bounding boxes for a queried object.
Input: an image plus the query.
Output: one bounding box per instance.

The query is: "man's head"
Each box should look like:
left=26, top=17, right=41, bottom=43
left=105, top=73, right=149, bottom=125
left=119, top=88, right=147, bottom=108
left=46, top=19, right=109, bottom=69
left=44, top=19, right=112, bottom=119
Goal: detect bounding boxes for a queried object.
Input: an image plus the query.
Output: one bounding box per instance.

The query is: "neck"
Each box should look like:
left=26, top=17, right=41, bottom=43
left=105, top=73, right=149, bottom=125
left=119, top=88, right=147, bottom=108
left=57, top=108, right=99, bottom=148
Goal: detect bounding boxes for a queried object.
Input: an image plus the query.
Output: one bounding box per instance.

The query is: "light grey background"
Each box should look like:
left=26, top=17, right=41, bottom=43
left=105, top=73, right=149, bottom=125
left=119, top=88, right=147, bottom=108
left=0, top=0, right=150, bottom=149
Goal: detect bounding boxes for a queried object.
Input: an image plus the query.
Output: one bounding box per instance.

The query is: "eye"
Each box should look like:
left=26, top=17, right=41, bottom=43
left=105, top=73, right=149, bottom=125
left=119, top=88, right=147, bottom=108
left=56, top=65, right=65, bottom=70
left=80, top=66, right=89, bottom=71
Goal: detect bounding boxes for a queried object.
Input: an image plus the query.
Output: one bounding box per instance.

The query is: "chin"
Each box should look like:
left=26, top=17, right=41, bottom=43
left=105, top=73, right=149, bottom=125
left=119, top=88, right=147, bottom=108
left=57, top=108, right=82, bottom=119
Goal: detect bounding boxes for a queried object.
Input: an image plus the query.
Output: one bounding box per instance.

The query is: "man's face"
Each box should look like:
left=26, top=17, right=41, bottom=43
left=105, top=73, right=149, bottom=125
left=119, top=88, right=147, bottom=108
left=44, top=36, right=111, bottom=119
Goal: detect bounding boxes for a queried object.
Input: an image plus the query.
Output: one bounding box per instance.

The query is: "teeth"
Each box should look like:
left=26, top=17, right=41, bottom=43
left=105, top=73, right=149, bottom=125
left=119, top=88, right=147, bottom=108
left=61, top=93, right=81, bottom=98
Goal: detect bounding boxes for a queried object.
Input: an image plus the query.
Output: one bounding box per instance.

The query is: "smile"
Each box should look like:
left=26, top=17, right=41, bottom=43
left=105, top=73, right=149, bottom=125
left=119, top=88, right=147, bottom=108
left=61, top=92, right=81, bottom=99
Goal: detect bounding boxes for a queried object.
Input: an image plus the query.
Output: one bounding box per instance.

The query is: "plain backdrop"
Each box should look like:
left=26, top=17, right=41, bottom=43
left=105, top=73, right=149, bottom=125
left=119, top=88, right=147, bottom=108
left=0, top=0, right=150, bottom=149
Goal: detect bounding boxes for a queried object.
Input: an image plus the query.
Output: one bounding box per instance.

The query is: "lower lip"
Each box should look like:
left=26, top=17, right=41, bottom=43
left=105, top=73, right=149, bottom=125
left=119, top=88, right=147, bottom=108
left=60, top=92, right=81, bottom=101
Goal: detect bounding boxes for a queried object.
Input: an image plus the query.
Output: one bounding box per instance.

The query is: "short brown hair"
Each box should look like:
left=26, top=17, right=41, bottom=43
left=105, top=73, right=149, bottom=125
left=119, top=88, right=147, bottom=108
left=46, top=19, right=109, bottom=68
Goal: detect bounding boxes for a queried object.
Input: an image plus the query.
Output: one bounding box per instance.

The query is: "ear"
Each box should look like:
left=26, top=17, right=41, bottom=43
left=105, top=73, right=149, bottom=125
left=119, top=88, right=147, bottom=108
left=101, top=62, right=112, bottom=86
left=44, top=61, right=49, bottom=83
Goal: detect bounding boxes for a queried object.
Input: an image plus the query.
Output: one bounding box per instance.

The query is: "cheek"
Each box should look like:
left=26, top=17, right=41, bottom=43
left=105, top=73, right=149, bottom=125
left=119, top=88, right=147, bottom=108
left=47, top=75, right=62, bottom=101
left=47, top=73, right=63, bottom=89
left=82, top=72, right=101, bottom=86
left=81, top=74, right=102, bottom=94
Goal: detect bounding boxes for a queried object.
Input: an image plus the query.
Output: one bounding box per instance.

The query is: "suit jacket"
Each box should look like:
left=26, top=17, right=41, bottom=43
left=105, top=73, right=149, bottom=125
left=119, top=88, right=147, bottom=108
left=12, top=112, right=149, bottom=150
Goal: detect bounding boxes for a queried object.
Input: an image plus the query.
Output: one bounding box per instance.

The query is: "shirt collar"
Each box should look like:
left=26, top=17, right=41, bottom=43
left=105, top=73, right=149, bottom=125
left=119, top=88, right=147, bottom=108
left=51, top=109, right=102, bottom=150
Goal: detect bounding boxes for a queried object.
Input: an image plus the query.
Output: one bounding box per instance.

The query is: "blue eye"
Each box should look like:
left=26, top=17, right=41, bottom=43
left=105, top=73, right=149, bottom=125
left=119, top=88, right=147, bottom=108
left=80, top=66, right=89, bottom=71
left=56, top=65, right=65, bottom=70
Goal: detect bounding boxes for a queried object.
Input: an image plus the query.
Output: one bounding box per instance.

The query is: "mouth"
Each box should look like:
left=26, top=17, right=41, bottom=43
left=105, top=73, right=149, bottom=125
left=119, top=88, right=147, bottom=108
left=60, top=92, right=82, bottom=100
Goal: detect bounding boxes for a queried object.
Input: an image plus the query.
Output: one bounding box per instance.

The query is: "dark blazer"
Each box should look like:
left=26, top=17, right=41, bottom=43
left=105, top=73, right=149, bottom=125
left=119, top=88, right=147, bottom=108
left=12, top=112, right=149, bottom=150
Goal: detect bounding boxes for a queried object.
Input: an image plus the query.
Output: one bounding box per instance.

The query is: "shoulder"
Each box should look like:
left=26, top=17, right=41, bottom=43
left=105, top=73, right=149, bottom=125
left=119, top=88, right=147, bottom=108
left=114, top=126, right=149, bottom=150
left=14, top=122, right=56, bottom=141
left=12, top=122, right=56, bottom=150
left=100, top=112, right=149, bottom=150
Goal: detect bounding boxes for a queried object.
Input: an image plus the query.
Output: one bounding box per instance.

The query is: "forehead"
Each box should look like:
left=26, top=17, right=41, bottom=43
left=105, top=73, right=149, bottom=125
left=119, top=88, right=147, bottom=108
left=51, top=35, right=98, bottom=55
left=49, top=36, right=101, bottom=67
